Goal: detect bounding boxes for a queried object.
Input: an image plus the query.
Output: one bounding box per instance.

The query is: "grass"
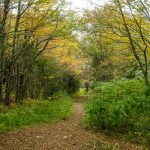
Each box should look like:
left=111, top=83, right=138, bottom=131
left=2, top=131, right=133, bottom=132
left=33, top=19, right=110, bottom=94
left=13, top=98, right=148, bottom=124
left=0, top=96, right=73, bottom=133
left=76, top=88, right=92, bottom=97
left=75, top=88, right=85, bottom=96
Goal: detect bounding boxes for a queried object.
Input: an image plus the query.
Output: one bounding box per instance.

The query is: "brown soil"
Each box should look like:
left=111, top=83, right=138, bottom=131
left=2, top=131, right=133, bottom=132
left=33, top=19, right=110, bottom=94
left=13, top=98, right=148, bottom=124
left=0, top=97, right=144, bottom=150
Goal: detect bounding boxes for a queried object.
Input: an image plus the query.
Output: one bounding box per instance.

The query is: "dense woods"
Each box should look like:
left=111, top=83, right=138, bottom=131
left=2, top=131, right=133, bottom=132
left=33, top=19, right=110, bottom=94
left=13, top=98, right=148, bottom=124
left=0, top=0, right=80, bottom=105
left=0, top=0, right=150, bottom=149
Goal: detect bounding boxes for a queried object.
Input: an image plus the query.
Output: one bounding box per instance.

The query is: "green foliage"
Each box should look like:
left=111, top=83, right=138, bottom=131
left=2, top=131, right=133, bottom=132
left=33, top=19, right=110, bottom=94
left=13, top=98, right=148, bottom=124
left=85, top=80, right=150, bottom=144
left=0, top=96, right=73, bottom=133
left=28, top=57, right=80, bottom=99
left=76, top=88, right=86, bottom=96
left=93, top=79, right=146, bottom=100
left=43, top=79, right=62, bottom=98
left=80, top=31, right=114, bottom=82
left=28, top=57, right=60, bottom=99
left=61, top=71, right=80, bottom=94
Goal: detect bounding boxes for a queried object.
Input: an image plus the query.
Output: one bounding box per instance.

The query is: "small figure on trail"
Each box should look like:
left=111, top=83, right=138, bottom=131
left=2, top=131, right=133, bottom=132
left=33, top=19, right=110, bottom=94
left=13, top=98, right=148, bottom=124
left=85, top=80, right=89, bottom=95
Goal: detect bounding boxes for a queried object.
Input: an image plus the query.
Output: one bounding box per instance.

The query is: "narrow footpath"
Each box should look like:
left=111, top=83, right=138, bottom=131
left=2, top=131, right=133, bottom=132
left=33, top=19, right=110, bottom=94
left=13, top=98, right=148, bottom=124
left=0, top=97, right=143, bottom=150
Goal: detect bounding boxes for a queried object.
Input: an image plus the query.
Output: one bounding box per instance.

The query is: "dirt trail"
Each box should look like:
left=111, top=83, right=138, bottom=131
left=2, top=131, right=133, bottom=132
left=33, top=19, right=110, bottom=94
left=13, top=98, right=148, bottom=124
left=0, top=97, right=143, bottom=150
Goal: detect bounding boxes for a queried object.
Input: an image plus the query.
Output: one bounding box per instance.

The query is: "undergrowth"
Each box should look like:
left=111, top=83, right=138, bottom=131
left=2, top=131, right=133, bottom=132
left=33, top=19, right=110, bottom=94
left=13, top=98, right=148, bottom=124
left=0, top=96, right=73, bottom=133
left=85, top=80, right=150, bottom=147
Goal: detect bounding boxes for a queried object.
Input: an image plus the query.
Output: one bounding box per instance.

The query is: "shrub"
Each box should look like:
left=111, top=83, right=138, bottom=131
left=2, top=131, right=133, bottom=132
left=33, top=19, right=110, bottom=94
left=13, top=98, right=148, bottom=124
left=61, top=71, right=80, bottom=94
left=85, top=80, right=150, bottom=144
left=43, top=79, right=63, bottom=98
left=93, top=79, right=146, bottom=100
left=85, top=95, right=150, bottom=130
left=43, top=71, right=80, bottom=98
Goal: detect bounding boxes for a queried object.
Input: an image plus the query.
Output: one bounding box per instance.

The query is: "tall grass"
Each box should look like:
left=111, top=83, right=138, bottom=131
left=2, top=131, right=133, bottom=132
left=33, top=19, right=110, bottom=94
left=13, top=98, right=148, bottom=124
left=0, top=96, right=73, bottom=133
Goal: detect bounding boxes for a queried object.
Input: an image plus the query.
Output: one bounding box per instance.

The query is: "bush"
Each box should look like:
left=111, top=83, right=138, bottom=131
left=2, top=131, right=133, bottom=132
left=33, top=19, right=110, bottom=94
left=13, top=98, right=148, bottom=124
left=85, top=80, right=150, bottom=144
left=61, top=71, right=80, bottom=94
left=43, top=71, right=80, bottom=98
left=43, top=79, right=63, bottom=98
left=93, top=79, right=146, bottom=100
left=0, top=96, right=73, bottom=133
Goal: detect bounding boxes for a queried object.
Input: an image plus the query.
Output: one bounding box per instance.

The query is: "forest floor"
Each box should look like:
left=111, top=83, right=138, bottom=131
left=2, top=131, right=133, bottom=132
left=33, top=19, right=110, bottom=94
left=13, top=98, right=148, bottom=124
left=0, top=96, right=144, bottom=150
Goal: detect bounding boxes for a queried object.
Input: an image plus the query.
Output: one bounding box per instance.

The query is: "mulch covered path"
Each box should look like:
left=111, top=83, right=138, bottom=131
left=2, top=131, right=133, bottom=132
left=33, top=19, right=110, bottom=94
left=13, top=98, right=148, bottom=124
left=0, top=97, right=143, bottom=150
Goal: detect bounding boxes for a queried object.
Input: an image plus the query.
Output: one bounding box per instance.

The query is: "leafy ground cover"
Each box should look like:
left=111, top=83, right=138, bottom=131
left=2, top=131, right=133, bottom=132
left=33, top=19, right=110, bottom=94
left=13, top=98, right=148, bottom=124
left=0, top=96, right=73, bottom=133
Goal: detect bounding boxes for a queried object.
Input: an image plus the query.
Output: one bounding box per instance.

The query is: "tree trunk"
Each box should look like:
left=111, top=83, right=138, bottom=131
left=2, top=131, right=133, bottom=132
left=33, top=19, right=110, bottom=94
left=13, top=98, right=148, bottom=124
left=5, top=76, right=11, bottom=106
left=117, top=0, right=150, bottom=95
left=0, top=0, right=10, bottom=102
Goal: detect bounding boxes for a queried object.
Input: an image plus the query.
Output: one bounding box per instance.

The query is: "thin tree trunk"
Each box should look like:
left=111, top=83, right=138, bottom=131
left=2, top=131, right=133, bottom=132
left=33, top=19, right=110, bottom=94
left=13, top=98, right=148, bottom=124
left=5, top=75, right=11, bottom=106
left=12, top=0, right=21, bottom=102
left=0, top=0, right=10, bottom=102
left=116, top=0, right=149, bottom=88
